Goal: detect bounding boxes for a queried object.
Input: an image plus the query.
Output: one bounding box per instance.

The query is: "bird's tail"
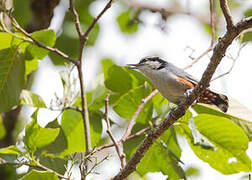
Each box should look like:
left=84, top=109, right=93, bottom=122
left=198, top=89, right=229, bottom=112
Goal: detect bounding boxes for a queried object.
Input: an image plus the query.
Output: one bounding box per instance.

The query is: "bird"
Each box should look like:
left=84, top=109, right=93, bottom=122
left=127, top=56, right=229, bottom=112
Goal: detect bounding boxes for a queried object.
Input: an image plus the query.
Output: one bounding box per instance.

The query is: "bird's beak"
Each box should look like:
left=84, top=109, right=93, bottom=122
left=127, top=63, right=142, bottom=69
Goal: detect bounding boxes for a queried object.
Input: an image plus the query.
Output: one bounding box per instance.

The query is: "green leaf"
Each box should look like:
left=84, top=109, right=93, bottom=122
left=43, top=119, right=68, bottom=155
left=180, top=114, right=251, bottom=174
left=20, top=169, right=58, bottom=180
left=104, top=63, right=150, bottom=94
left=49, top=32, right=78, bottom=65
left=0, top=145, right=21, bottom=163
left=24, top=112, right=60, bottom=152
left=137, top=127, right=185, bottom=179
left=89, top=110, right=103, bottom=146
left=0, top=115, right=6, bottom=140
left=185, top=166, right=200, bottom=177
left=117, top=10, right=139, bottom=34
left=86, top=73, right=108, bottom=110
left=13, top=0, right=32, bottom=28
left=27, top=30, right=56, bottom=59
left=25, top=58, right=39, bottom=76
left=194, top=114, right=249, bottom=155
left=20, top=90, right=46, bottom=108
left=60, top=109, right=103, bottom=156
left=128, top=69, right=151, bottom=88
left=113, top=84, right=153, bottom=124
left=0, top=165, right=17, bottom=179
left=242, top=32, right=252, bottom=43
left=40, top=156, right=67, bottom=176
left=152, top=92, right=170, bottom=118
left=193, top=104, right=252, bottom=140
left=0, top=47, right=25, bottom=112
left=202, top=23, right=212, bottom=36
left=0, top=33, right=12, bottom=50
left=60, top=110, right=85, bottom=156
left=101, top=58, right=115, bottom=79
left=105, top=65, right=133, bottom=93
left=124, top=132, right=144, bottom=161
left=0, top=145, right=21, bottom=155
left=244, top=8, right=252, bottom=17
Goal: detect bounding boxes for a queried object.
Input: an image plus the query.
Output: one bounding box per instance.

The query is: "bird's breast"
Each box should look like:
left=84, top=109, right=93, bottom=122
left=147, top=70, right=188, bottom=104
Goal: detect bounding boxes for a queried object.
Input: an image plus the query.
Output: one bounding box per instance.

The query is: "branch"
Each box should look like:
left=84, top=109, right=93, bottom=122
left=104, top=92, right=126, bottom=168
left=112, top=8, right=252, bottom=180
left=69, top=0, right=83, bottom=38
left=219, top=0, right=235, bottom=29
left=121, top=89, right=159, bottom=142
left=68, top=0, right=85, bottom=62
left=67, top=0, right=116, bottom=175
left=68, top=0, right=91, bottom=175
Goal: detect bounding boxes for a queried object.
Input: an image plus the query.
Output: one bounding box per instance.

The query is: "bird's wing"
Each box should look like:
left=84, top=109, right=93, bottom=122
left=166, top=62, right=199, bottom=86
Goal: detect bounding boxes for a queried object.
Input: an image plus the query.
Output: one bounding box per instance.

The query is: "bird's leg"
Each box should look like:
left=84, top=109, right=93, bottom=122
left=184, top=88, right=197, bottom=106
left=184, top=88, right=193, bottom=98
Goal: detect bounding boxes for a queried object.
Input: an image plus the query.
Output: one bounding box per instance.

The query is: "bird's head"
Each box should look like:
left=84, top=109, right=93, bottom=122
left=127, top=57, right=167, bottom=72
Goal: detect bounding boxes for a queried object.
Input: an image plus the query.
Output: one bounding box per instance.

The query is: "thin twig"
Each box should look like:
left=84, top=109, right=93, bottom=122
left=8, top=16, right=78, bottom=65
left=83, top=0, right=115, bottom=42
left=87, top=155, right=109, bottom=175
left=1, top=161, right=68, bottom=179
left=49, top=106, right=82, bottom=113
left=183, top=47, right=213, bottom=70
left=125, top=120, right=161, bottom=141
left=77, top=64, right=91, bottom=153
left=211, top=43, right=246, bottom=81
left=104, top=91, right=126, bottom=168
left=184, top=0, right=216, bottom=70
left=88, top=119, right=160, bottom=157
left=68, top=0, right=85, bottom=63
left=69, top=0, right=84, bottom=38
left=121, top=89, right=159, bottom=142
left=91, top=126, right=154, bottom=156
left=92, top=144, right=115, bottom=154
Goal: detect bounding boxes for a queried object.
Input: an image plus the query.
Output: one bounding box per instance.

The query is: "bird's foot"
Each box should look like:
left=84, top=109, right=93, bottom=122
left=184, top=88, right=193, bottom=98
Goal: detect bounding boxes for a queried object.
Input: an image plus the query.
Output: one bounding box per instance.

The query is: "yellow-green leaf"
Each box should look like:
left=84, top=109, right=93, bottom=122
left=0, top=47, right=25, bottom=112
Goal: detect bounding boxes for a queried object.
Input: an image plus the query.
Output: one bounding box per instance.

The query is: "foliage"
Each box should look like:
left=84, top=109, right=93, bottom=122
left=117, top=10, right=139, bottom=34
left=0, top=0, right=251, bottom=180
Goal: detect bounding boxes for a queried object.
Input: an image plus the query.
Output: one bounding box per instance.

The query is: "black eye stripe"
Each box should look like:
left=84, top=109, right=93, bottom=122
left=139, top=57, right=167, bottom=70
left=156, top=64, right=166, bottom=70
